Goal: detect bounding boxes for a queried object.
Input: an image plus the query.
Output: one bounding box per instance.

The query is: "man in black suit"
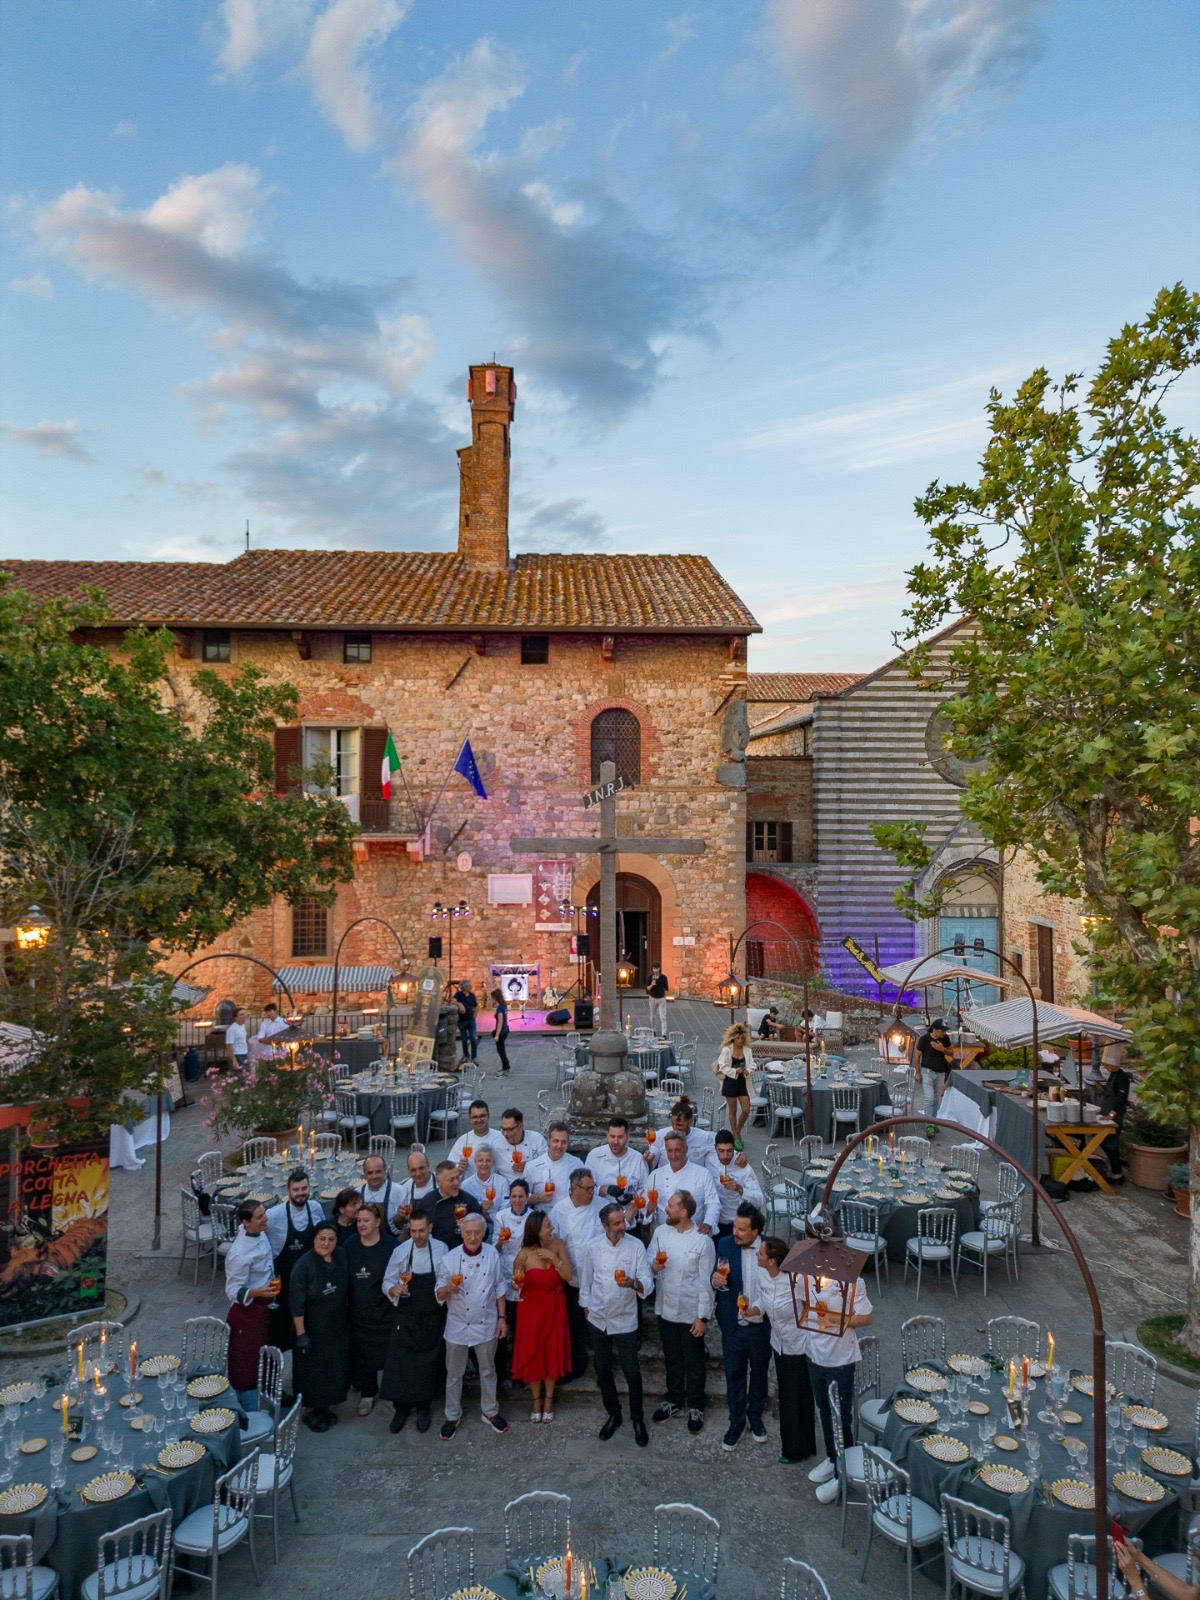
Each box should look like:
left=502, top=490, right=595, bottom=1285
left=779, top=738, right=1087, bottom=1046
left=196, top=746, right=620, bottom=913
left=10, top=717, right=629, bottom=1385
left=711, top=1201, right=771, bottom=1451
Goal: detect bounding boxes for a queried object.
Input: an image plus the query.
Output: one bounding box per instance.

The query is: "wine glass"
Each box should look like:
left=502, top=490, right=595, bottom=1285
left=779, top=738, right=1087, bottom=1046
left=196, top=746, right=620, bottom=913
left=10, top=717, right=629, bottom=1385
left=1025, top=1432, right=1042, bottom=1475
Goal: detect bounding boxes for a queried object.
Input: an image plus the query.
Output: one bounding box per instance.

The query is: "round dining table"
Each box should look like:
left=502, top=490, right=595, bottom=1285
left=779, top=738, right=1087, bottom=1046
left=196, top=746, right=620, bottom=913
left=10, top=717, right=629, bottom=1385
left=210, top=1150, right=364, bottom=1210
left=879, top=1360, right=1187, bottom=1600
left=782, top=1151, right=980, bottom=1262
left=763, top=1063, right=884, bottom=1144
left=345, top=1069, right=457, bottom=1145
left=0, top=1365, right=240, bottom=1600
left=484, top=1557, right=718, bottom=1600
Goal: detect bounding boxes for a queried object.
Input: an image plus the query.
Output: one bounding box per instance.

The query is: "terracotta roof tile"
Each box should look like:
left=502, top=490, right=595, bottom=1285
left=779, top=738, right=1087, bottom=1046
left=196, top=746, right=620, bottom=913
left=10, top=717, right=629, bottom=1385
left=746, top=672, right=860, bottom=701
left=2, top=549, right=759, bottom=634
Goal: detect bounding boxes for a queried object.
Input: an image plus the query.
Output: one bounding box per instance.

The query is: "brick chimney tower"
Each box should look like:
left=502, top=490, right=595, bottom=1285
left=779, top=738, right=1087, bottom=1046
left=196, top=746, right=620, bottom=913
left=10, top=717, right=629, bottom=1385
left=457, top=362, right=516, bottom=570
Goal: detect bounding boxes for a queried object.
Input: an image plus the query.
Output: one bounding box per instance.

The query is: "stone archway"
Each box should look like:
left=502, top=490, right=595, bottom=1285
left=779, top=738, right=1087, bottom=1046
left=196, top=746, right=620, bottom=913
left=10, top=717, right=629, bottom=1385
left=572, top=854, right=682, bottom=991
left=585, top=873, right=661, bottom=989
left=745, top=873, right=819, bottom=978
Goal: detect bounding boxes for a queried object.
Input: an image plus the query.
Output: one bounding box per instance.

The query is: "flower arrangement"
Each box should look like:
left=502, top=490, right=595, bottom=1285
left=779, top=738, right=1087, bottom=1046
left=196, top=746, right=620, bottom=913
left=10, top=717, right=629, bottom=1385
left=204, top=1042, right=331, bottom=1138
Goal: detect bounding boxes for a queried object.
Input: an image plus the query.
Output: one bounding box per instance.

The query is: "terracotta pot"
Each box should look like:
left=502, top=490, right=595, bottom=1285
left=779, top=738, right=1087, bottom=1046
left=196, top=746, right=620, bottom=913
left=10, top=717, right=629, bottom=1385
left=1127, top=1142, right=1188, bottom=1192
left=778, top=1026, right=798, bottom=1042
left=1174, top=1189, right=1191, bottom=1219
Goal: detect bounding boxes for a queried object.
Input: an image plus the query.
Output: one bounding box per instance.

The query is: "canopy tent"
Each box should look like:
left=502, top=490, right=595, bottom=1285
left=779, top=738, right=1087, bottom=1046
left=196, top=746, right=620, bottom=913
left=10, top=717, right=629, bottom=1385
left=877, top=957, right=1013, bottom=992
left=272, top=964, right=394, bottom=995
left=959, top=998, right=1132, bottom=1049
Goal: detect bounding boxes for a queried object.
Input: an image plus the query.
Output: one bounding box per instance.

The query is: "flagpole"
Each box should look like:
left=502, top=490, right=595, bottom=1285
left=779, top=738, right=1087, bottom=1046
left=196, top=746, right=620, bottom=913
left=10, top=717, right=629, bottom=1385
left=423, top=737, right=471, bottom=837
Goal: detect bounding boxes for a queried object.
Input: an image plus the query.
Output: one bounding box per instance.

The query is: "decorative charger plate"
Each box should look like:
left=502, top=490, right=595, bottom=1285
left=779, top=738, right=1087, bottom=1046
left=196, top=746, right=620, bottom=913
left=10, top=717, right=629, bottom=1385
left=894, top=1398, right=939, bottom=1425
left=905, top=1368, right=947, bottom=1393
left=994, top=1435, right=1019, bottom=1452
left=129, top=1415, right=151, bottom=1432
left=935, top=1190, right=961, bottom=1201
left=191, top=1407, right=235, bottom=1434
left=980, top=1464, right=1029, bottom=1495
left=187, top=1376, right=230, bottom=1399
left=118, top=1393, right=143, bottom=1408
left=159, top=1440, right=206, bottom=1470
left=624, top=1569, right=678, bottom=1600
left=968, top=1401, right=991, bottom=1416
left=445, top=1588, right=502, bottom=1600
left=320, top=1188, right=342, bottom=1200
left=1060, top=1410, right=1083, bottom=1425
left=1114, top=1472, right=1166, bottom=1503
left=1143, top=1446, right=1192, bottom=1477
left=246, top=1192, right=272, bottom=1203
left=1072, top=1375, right=1116, bottom=1399
left=899, top=1192, right=928, bottom=1205
left=1124, top=1405, right=1169, bottom=1431
left=81, top=1472, right=135, bottom=1505
left=19, top=1438, right=46, bottom=1455
left=922, top=1433, right=970, bottom=1463
left=534, top=1560, right=565, bottom=1592
left=949, top=1355, right=990, bottom=1377
left=1050, top=1479, right=1095, bottom=1510
left=859, top=1191, right=890, bottom=1202
left=71, top=1445, right=98, bottom=1462
left=138, top=1356, right=180, bottom=1378
left=0, top=1381, right=42, bottom=1406
left=0, top=1483, right=48, bottom=1515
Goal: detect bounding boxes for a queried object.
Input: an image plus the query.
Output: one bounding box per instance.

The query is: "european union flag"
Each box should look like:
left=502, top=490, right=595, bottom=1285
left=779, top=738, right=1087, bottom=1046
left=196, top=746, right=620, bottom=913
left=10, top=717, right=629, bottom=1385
left=453, top=738, right=488, bottom=800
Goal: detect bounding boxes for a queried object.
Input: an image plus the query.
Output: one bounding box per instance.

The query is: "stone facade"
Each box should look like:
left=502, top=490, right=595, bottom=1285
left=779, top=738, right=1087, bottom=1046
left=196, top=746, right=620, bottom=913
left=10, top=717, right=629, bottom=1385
left=1002, top=849, right=1092, bottom=1005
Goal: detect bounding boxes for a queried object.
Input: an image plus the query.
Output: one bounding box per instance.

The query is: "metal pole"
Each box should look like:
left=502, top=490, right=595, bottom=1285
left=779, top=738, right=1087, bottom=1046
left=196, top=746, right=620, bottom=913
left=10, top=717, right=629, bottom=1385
left=819, top=1112, right=1109, bottom=1599
left=151, top=1088, right=163, bottom=1252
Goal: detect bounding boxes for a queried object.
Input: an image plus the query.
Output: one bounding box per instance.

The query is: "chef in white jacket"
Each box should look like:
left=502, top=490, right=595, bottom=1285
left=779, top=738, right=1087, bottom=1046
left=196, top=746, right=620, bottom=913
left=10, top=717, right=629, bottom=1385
left=435, top=1214, right=508, bottom=1439
left=648, top=1189, right=716, bottom=1433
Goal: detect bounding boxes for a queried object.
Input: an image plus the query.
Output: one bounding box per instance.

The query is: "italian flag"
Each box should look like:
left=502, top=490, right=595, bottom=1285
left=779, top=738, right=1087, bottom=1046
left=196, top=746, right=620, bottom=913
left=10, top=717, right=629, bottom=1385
left=381, top=732, right=401, bottom=799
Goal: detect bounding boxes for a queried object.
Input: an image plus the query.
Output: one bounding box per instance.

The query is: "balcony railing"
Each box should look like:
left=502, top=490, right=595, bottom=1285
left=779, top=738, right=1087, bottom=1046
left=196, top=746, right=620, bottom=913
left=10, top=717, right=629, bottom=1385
left=358, top=794, right=423, bottom=837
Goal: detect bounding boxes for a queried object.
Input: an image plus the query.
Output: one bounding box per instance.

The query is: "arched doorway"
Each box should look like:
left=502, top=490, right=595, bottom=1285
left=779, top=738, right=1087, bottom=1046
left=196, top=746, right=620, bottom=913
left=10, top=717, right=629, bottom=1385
left=934, top=864, right=1000, bottom=1006
left=745, top=873, right=819, bottom=978
left=585, top=873, right=662, bottom=990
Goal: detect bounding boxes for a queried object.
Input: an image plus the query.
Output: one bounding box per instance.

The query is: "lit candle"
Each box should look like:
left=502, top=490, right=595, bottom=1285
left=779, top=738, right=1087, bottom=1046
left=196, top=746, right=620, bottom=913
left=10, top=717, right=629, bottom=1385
left=100, top=1328, right=107, bottom=1367
left=564, top=1547, right=573, bottom=1598
left=60, top=1393, right=70, bottom=1435
left=1021, top=1356, right=1030, bottom=1390
left=77, top=1342, right=84, bottom=1386
left=1046, top=1332, right=1055, bottom=1371
left=1007, top=1359, right=1015, bottom=1398
left=92, top=1364, right=100, bottom=1393
left=129, top=1338, right=138, bottom=1385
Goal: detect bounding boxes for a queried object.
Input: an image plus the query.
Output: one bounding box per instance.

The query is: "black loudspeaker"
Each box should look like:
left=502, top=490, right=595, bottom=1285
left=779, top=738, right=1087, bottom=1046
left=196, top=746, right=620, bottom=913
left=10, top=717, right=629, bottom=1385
left=546, top=1008, right=572, bottom=1027
left=573, top=1000, right=595, bottom=1029
left=575, top=933, right=590, bottom=958
left=428, top=936, right=443, bottom=959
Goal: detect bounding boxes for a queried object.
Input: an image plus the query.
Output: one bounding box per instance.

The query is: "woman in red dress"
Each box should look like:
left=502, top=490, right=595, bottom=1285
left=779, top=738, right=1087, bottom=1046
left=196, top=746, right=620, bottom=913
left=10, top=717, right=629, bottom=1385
left=511, top=1210, right=573, bottom=1423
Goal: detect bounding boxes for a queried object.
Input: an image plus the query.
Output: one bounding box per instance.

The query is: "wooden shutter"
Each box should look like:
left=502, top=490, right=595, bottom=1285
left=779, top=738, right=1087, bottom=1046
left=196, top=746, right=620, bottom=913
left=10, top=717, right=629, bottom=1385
left=745, top=820, right=755, bottom=862
left=274, top=726, right=302, bottom=796
left=361, top=727, right=387, bottom=802
left=780, top=821, right=794, bottom=863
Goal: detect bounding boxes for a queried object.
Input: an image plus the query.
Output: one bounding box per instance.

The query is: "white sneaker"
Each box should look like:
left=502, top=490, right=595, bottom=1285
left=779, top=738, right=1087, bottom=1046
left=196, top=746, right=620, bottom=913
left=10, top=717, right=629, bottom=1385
left=815, top=1476, right=841, bottom=1505
left=357, top=1397, right=376, bottom=1417
left=807, top=1458, right=836, bottom=1485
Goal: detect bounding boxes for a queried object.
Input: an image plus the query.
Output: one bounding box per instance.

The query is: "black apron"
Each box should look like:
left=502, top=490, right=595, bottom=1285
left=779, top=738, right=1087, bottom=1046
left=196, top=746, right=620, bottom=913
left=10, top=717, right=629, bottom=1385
left=271, top=1204, right=319, bottom=1350
left=292, top=1253, right=350, bottom=1410
left=380, top=1246, right=446, bottom=1409
left=345, top=1235, right=397, bottom=1375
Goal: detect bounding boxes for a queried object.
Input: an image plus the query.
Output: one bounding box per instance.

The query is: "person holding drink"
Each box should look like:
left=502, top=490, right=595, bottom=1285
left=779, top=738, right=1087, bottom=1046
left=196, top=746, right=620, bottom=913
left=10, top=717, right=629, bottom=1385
left=265, top=1169, right=327, bottom=1351
left=649, top=1189, right=716, bottom=1433
left=448, top=1101, right=494, bottom=1169
left=711, top=1202, right=770, bottom=1450
left=223, top=1200, right=277, bottom=1410
left=461, top=1143, right=510, bottom=1227
left=380, top=1211, right=447, bottom=1433
left=493, top=1177, right=531, bottom=1384
left=510, top=1210, right=573, bottom=1422
left=435, top=1213, right=509, bottom=1439
left=705, top=1130, right=765, bottom=1238
left=549, top=1169, right=605, bottom=1381
left=412, top=1161, right=485, bottom=1247
left=586, top=1116, right=649, bottom=1207
left=527, top=1122, right=575, bottom=1207
left=758, top=1236, right=816, bottom=1465
left=580, top=1203, right=652, bottom=1446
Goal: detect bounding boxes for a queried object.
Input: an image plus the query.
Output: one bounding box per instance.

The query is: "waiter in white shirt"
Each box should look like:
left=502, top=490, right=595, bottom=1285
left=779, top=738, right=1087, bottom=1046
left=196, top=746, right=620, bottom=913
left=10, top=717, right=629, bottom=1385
left=759, top=1236, right=816, bottom=1464
left=435, top=1215, right=509, bottom=1439
left=550, top=1168, right=604, bottom=1380
left=647, top=1099, right=716, bottom=1167
left=223, top=1200, right=277, bottom=1407
left=527, top=1122, right=575, bottom=1208
left=580, top=1203, right=652, bottom=1446
left=255, top=1003, right=290, bottom=1044
left=264, top=1170, right=326, bottom=1348
left=380, top=1211, right=447, bottom=1434
left=649, top=1189, right=716, bottom=1433
left=648, top=1132, right=721, bottom=1233
left=225, top=1007, right=249, bottom=1068
left=359, top=1153, right=405, bottom=1236
left=586, top=1116, right=649, bottom=1206
left=706, top=1131, right=765, bottom=1236
left=448, top=1101, right=494, bottom=1169
left=492, top=1106, right=548, bottom=1184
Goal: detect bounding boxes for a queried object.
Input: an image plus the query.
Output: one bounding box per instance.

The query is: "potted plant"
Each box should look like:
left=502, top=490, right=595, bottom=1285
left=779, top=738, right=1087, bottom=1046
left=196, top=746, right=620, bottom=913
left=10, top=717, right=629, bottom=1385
left=1123, top=1105, right=1188, bottom=1192
left=1168, top=1164, right=1191, bottom=1218
left=204, top=1041, right=332, bottom=1140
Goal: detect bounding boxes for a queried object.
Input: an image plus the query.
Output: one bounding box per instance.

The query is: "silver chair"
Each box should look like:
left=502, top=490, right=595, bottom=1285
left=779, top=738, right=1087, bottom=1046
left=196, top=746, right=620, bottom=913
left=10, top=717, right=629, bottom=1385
left=694, top=1085, right=716, bottom=1130
left=1147, top=1525, right=1199, bottom=1590
left=502, top=1491, right=572, bottom=1566
left=239, top=1345, right=285, bottom=1453
left=0, top=1535, right=59, bottom=1600
left=240, top=1138, right=276, bottom=1165
left=668, top=1031, right=686, bottom=1048
left=877, top=1071, right=915, bottom=1120
left=980, top=1162, right=1022, bottom=1217
left=386, top=1092, right=420, bottom=1146
left=904, top=1207, right=958, bottom=1301
left=949, top=1144, right=981, bottom=1182
left=940, top=1493, right=1025, bottom=1600
left=252, top=1397, right=302, bottom=1563
left=335, top=1090, right=370, bottom=1149
left=986, top=1315, right=1041, bottom=1365
left=781, top=1176, right=809, bottom=1237
left=840, top=1200, right=889, bottom=1295
left=959, top=1205, right=1016, bottom=1296
left=653, top=1503, right=721, bottom=1590
left=761, top=1145, right=789, bottom=1230
left=831, top=1085, right=861, bottom=1144
left=660, top=1077, right=686, bottom=1101
left=197, top=1151, right=225, bottom=1185
left=178, top=1189, right=216, bottom=1286
left=367, top=1133, right=396, bottom=1162
left=81, top=1508, right=173, bottom=1600
left=856, top=1335, right=889, bottom=1440
left=183, top=1315, right=230, bottom=1375
left=899, top=1136, right=931, bottom=1164
left=1107, top=1338, right=1157, bottom=1405
left=426, top=1086, right=461, bottom=1143
left=68, top=1320, right=126, bottom=1380
left=209, top=1202, right=239, bottom=1286
left=797, top=1134, right=824, bottom=1172
left=312, top=1132, right=341, bottom=1158
left=767, top=1081, right=805, bottom=1144
left=406, top=1528, right=475, bottom=1600
left=860, top=1447, right=942, bottom=1600
left=748, top=1070, right=771, bottom=1127
left=1046, top=1534, right=1130, bottom=1600
left=829, top=1381, right=893, bottom=1547
left=900, top=1314, right=947, bottom=1373
left=172, top=1448, right=261, bottom=1600
left=780, top=1556, right=832, bottom=1600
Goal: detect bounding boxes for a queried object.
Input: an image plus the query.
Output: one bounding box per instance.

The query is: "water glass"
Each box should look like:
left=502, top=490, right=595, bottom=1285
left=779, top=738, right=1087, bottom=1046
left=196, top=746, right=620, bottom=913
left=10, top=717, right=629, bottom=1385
left=0, top=1455, right=13, bottom=1488
left=1132, top=1425, right=1148, bottom=1453
left=1026, top=1433, right=1042, bottom=1472
left=153, top=1412, right=166, bottom=1438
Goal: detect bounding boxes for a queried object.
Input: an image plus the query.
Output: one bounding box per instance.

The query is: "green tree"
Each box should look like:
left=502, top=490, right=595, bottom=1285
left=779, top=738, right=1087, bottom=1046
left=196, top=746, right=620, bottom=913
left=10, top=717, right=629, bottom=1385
left=876, top=284, right=1200, bottom=1346
left=0, top=580, right=357, bottom=1137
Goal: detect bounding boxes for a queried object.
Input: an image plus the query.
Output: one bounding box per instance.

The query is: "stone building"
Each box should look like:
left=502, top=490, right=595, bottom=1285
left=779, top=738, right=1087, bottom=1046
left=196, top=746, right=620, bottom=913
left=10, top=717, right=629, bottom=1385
left=6, top=363, right=760, bottom=1014
left=744, top=635, right=1090, bottom=1004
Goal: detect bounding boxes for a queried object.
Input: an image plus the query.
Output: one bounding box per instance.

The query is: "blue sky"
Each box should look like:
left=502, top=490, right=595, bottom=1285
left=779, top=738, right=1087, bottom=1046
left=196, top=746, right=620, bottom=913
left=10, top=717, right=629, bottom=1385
left=1, top=0, right=1196, bottom=669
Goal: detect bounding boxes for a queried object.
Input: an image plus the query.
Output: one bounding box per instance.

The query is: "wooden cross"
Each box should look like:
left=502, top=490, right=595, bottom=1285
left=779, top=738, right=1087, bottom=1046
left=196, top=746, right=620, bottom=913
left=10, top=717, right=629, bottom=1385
left=511, top=760, right=706, bottom=1032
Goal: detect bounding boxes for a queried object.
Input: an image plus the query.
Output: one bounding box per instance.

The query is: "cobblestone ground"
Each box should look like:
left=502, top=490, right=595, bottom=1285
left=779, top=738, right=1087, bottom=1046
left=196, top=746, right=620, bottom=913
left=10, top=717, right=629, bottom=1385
left=5, top=999, right=1193, bottom=1600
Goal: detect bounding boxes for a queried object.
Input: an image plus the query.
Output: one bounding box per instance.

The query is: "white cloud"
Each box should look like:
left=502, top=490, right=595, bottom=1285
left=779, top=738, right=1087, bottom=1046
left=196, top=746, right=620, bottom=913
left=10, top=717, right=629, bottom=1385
left=113, top=119, right=137, bottom=138
left=757, top=574, right=908, bottom=625
left=217, top=0, right=312, bottom=74
left=0, top=420, right=95, bottom=463
left=305, top=0, right=407, bottom=149
left=518, top=495, right=608, bottom=551
left=8, top=273, right=52, bottom=298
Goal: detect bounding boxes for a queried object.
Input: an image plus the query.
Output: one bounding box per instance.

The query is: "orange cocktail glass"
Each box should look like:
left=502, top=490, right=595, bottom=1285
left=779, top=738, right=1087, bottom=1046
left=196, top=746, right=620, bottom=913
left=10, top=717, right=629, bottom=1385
left=654, top=1249, right=667, bottom=1266
left=647, top=1189, right=658, bottom=1207
left=485, top=1186, right=496, bottom=1202
left=737, top=1294, right=748, bottom=1311
left=717, top=1259, right=731, bottom=1279
left=645, top=1129, right=656, bottom=1145
left=462, top=1144, right=473, bottom=1159
left=633, top=1194, right=646, bottom=1212
left=616, top=1175, right=627, bottom=1191
left=450, top=1272, right=463, bottom=1287
left=614, top=1270, right=627, bottom=1284
left=512, top=1152, right=524, bottom=1170
left=544, top=1182, right=555, bottom=1199
left=454, top=1204, right=467, bottom=1222
left=513, top=1268, right=526, bottom=1288
left=499, top=1226, right=512, bottom=1243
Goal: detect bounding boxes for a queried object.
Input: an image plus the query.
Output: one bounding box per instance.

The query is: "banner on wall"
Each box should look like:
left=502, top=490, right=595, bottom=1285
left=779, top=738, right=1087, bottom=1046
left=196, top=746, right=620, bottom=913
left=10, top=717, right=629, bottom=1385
left=534, top=860, right=574, bottom=931
left=0, top=1137, right=110, bottom=1330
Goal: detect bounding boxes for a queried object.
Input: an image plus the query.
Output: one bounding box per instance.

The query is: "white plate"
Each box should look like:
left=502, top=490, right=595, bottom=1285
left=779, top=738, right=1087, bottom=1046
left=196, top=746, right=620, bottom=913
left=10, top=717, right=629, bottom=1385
left=905, top=1368, right=947, bottom=1393
left=980, top=1464, right=1029, bottom=1495
left=1050, top=1479, right=1095, bottom=1509
left=138, top=1356, right=180, bottom=1378
left=624, top=1569, right=678, bottom=1600
left=948, top=1356, right=990, bottom=1377
left=922, top=1433, right=969, bottom=1463
left=159, top=1440, right=206, bottom=1469
left=894, top=1398, right=939, bottom=1425
left=186, top=1376, right=230, bottom=1399
left=1143, top=1446, right=1192, bottom=1477
left=0, top=1483, right=48, bottom=1515
left=81, top=1472, right=135, bottom=1504
left=0, top=1382, right=42, bottom=1406
left=191, top=1407, right=235, bottom=1434
left=1123, top=1405, right=1169, bottom=1431
left=1114, top=1472, right=1166, bottom=1503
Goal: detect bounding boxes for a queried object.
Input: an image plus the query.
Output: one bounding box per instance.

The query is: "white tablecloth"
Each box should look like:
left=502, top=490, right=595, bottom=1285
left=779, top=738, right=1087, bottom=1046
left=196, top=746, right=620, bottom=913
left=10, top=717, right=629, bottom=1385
left=109, top=1110, right=171, bottom=1171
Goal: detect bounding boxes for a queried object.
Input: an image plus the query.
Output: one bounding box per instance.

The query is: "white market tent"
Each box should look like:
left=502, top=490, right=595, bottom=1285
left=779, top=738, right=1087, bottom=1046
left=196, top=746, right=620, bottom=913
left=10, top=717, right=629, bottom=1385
left=959, top=998, right=1132, bottom=1049
left=877, top=957, right=1014, bottom=992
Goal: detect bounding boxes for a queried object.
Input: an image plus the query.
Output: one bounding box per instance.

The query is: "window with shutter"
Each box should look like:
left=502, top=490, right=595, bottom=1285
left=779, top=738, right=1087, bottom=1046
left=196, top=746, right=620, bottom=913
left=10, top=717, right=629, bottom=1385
left=590, top=709, right=641, bottom=784
left=779, top=821, right=794, bottom=863
left=360, top=728, right=388, bottom=833
left=274, top=727, right=302, bottom=796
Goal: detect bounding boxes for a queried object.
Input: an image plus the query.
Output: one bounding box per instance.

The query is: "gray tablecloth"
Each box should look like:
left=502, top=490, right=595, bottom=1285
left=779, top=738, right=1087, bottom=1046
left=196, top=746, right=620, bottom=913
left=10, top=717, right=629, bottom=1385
left=314, top=1039, right=389, bottom=1073
left=349, top=1078, right=454, bottom=1144
left=766, top=1075, right=884, bottom=1143
left=785, top=1162, right=979, bottom=1263
left=880, top=1367, right=1183, bottom=1600
left=948, top=1071, right=1041, bottom=1172
left=0, top=1376, right=239, bottom=1599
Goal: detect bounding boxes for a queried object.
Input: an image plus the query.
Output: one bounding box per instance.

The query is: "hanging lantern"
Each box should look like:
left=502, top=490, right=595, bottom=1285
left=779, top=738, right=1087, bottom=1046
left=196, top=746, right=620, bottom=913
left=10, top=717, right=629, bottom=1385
left=781, top=1231, right=868, bottom=1338
left=718, top=970, right=743, bottom=1008
left=14, top=905, right=52, bottom=951
left=616, top=957, right=637, bottom=989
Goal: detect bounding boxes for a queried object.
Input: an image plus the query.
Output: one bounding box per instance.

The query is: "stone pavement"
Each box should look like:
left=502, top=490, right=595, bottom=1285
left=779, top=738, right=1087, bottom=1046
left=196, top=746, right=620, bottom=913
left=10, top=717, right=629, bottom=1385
left=8, top=1000, right=1194, bottom=1600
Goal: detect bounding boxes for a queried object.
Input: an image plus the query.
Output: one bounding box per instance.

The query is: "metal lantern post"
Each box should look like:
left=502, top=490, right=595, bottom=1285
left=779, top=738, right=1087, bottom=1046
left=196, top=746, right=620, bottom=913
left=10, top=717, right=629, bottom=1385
left=329, top=915, right=410, bottom=1048
left=430, top=899, right=470, bottom=1000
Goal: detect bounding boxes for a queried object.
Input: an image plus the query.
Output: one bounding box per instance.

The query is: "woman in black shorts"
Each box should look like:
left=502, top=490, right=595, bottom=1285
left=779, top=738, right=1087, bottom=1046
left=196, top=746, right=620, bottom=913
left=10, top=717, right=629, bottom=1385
left=713, top=1022, right=755, bottom=1145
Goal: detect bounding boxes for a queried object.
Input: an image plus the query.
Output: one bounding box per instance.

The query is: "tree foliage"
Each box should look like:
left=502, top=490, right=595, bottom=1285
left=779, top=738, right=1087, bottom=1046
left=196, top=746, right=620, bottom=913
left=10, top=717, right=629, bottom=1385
left=0, top=581, right=357, bottom=1134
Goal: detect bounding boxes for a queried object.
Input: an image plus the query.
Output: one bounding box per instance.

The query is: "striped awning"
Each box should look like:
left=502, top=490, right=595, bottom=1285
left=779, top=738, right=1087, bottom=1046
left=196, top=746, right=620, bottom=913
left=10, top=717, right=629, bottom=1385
left=272, top=965, right=395, bottom=995
left=960, top=998, right=1131, bottom=1048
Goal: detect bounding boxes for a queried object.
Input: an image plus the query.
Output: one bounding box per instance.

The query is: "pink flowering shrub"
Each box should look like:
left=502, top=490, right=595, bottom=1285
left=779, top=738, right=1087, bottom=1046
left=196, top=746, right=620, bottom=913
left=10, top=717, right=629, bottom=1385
left=204, top=1042, right=333, bottom=1137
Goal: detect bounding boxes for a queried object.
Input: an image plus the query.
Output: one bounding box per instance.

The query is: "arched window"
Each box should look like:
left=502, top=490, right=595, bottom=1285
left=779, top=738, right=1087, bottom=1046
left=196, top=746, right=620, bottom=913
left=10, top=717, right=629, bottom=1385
left=590, top=708, right=641, bottom=784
